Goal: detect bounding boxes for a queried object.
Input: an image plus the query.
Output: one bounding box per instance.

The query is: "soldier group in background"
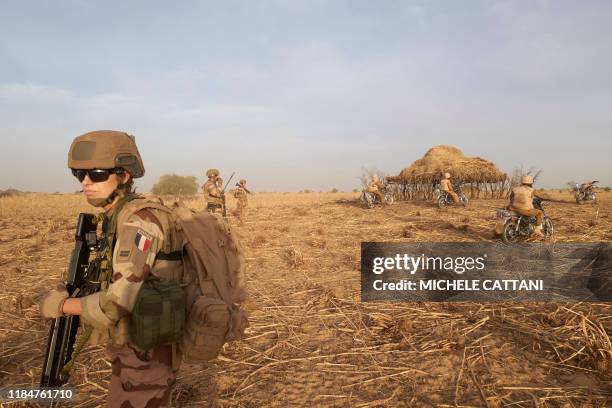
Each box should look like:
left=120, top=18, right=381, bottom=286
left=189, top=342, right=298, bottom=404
left=203, top=170, right=252, bottom=225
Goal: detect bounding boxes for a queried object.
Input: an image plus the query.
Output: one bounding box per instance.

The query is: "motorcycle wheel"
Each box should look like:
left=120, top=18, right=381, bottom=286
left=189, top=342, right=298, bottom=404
left=362, top=193, right=374, bottom=209
left=502, top=221, right=519, bottom=244
left=460, top=196, right=469, bottom=207
left=543, top=217, right=554, bottom=238
left=575, top=194, right=582, bottom=205
left=384, top=193, right=394, bottom=205
left=437, top=196, right=447, bottom=209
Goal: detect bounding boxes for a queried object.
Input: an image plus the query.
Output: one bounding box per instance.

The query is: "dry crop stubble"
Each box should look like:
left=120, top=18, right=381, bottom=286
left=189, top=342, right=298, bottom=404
left=0, top=191, right=610, bottom=407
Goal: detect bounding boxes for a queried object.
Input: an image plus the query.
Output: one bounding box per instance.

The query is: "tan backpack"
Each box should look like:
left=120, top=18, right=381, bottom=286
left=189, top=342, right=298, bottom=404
left=123, top=198, right=249, bottom=362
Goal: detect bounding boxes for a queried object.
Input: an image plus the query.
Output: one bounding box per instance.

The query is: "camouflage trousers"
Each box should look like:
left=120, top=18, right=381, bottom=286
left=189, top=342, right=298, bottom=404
left=105, top=344, right=180, bottom=408
left=445, top=190, right=461, bottom=204
left=236, top=199, right=247, bottom=224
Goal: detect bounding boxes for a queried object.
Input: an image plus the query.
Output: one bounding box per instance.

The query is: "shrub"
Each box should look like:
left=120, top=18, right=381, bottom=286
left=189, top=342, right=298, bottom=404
left=152, top=174, right=198, bottom=195
left=330, top=188, right=339, bottom=193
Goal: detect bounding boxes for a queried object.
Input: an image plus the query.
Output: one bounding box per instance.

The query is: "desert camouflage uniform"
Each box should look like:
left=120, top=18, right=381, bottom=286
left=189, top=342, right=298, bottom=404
left=203, top=179, right=223, bottom=214
left=233, top=181, right=249, bottom=224
left=80, top=196, right=183, bottom=408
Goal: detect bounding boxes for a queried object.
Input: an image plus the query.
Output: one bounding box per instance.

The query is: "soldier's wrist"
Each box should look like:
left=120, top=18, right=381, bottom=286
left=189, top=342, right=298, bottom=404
left=58, top=297, right=68, bottom=316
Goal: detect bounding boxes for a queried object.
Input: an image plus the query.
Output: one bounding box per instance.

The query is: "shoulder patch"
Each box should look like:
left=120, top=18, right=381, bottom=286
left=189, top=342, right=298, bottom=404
left=134, top=208, right=164, bottom=233
left=134, top=230, right=153, bottom=252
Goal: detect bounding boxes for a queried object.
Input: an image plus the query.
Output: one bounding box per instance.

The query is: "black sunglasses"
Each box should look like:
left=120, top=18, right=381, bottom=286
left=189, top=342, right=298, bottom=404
left=71, top=168, right=125, bottom=183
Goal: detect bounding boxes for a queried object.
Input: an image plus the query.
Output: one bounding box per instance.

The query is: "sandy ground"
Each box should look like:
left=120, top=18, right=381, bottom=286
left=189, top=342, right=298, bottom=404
left=0, top=191, right=610, bottom=407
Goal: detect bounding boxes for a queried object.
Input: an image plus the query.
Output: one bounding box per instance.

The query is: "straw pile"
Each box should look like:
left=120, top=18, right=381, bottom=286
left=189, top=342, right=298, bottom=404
left=387, top=145, right=507, bottom=200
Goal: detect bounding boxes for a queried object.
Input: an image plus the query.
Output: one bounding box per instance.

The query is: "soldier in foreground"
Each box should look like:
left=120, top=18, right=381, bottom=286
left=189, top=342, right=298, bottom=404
left=203, top=168, right=224, bottom=214
left=233, top=179, right=251, bottom=225
left=439, top=172, right=461, bottom=205
left=39, top=131, right=183, bottom=407
left=508, top=175, right=545, bottom=237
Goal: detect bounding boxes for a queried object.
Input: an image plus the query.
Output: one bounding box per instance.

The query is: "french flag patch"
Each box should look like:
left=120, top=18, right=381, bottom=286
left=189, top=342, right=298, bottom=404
left=135, top=230, right=152, bottom=252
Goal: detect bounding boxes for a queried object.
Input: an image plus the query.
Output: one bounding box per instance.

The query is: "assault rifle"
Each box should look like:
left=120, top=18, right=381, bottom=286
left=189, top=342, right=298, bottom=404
left=221, top=171, right=235, bottom=217
left=40, top=213, right=107, bottom=387
left=235, top=182, right=252, bottom=194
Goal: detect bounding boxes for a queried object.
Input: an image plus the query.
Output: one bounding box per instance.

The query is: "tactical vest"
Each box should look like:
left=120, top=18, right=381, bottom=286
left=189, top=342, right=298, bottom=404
left=203, top=180, right=223, bottom=205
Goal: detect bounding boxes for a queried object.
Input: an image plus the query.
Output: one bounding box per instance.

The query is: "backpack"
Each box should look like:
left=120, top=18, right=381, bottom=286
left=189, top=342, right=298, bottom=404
left=121, top=198, right=249, bottom=362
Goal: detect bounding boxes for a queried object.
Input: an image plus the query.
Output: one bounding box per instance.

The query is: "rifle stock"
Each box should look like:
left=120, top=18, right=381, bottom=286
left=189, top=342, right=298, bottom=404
left=40, top=213, right=102, bottom=387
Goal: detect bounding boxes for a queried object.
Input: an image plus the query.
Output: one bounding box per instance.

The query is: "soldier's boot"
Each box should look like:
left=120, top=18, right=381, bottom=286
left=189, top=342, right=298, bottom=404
left=533, top=225, right=545, bottom=237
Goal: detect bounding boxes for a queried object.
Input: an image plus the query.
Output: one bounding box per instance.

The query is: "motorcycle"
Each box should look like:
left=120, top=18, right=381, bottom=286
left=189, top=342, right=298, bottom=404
left=496, top=197, right=554, bottom=244
left=360, top=185, right=394, bottom=208
left=572, top=181, right=598, bottom=204
left=435, top=182, right=469, bottom=209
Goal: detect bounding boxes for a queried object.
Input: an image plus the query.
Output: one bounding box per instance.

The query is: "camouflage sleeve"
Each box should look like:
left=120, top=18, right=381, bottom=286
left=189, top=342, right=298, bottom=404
left=80, top=210, right=164, bottom=329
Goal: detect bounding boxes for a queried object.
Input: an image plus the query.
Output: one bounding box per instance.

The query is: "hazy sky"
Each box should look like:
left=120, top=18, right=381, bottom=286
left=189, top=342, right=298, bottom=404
left=1, top=0, right=610, bottom=192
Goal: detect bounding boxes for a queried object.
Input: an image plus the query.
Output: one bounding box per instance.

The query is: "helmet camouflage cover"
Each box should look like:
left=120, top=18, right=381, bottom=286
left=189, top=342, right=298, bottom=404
left=521, top=175, right=534, bottom=185
left=206, top=168, right=220, bottom=178
left=67, top=130, right=145, bottom=178
left=239, top=179, right=246, bottom=185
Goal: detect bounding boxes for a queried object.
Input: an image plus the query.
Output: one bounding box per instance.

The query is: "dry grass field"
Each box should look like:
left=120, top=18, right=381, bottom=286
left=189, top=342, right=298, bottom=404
left=0, top=191, right=610, bottom=407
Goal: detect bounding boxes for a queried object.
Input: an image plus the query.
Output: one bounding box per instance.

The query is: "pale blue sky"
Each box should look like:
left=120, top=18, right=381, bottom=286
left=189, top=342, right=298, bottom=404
left=1, top=0, right=610, bottom=192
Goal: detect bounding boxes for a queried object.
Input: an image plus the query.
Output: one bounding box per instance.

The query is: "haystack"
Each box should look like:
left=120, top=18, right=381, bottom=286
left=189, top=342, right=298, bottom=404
left=387, top=145, right=507, bottom=200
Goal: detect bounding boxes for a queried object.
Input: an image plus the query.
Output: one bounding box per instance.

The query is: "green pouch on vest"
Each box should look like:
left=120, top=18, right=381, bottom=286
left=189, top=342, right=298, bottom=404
left=130, top=279, right=186, bottom=351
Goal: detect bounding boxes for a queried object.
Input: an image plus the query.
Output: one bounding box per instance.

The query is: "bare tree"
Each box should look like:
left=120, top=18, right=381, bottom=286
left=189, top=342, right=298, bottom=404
left=358, top=166, right=387, bottom=189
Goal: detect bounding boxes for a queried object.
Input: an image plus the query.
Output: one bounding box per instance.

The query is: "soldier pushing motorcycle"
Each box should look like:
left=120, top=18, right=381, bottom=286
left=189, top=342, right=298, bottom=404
left=436, top=172, right=468, bottom=208
left=361, top=174, right=394, bottom=208
left=572, top=180, right=598, bottom=204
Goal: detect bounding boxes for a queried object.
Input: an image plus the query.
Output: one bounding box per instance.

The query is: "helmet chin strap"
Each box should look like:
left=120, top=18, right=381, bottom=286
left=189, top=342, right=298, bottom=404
left=86, top=189, right=121, bottom=208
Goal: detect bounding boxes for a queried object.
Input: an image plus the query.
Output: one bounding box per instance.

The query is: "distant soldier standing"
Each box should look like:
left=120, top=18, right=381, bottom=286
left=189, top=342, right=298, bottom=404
left=203, top=168, right=224, bottom=214
left=39, top=131, right=183, bottom=407
left=233, top=179, right=251, bottom=225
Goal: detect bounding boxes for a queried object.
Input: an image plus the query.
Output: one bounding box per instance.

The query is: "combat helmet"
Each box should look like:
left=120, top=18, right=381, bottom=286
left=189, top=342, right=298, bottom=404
left=521, top=175, right=534, bottom=185
left=206, top=168, right=220, bottom=178
left=239, top=179, right=246, bottom=185
left=68, top=130, right=144, bottom=178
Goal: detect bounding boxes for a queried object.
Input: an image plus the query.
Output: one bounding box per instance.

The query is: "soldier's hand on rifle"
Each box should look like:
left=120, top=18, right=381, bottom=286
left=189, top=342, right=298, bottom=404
left=39, top=284, right=69, bottom=319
